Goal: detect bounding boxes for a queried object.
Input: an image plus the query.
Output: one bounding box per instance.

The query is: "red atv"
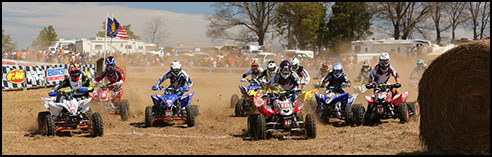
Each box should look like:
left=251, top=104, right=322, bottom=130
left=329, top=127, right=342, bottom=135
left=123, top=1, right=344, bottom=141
left=363, top=83, right=416, bottom=125
left=247, top=88, right=316, bottom=140
left=90, top=83, right=129, bottom=121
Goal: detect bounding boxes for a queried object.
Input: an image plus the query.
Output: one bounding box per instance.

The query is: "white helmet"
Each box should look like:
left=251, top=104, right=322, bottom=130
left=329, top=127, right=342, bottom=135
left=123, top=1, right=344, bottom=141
left=379, top=52, right=390, bottom=72
left=267, top=61, right=276, bottom=71
left=170, top=61, right=182, bottom=76
left=291, top=58, right=300, bottom=70
left=333, top=63, right=343, bottom=78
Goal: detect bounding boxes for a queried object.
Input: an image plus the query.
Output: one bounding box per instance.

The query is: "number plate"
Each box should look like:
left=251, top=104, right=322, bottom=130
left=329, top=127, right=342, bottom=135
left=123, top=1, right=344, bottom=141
left=165, top=110, right=172, bottom=117
left=376, top=106, right=384, bottom=114
left=283, top=119, right=292, bottom=126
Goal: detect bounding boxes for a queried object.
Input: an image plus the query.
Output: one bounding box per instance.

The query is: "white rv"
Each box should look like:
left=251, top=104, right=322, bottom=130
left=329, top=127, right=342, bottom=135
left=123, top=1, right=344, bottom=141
left=283, top=50, right=314, bottom=59
left=48, top=39, right=76, bottom=54
left=351, top=39, right=432, bottom=63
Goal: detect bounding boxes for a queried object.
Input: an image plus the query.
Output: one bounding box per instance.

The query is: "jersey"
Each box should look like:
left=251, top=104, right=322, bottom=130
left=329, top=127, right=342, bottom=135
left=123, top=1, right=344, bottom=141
left=242, top=68, right=264, bottom=80
left=356, top=66, right=372, bottom=84
left=53, top=73, right=94, bottom=97
left=369, top=64, right=400, bottom=85
left=156, top=70, right=193, bottom=88
left=320, top=71, right=350, bottom=93
left=95, top=67, right=125, bottom=84
left=410, top=64, right=427, bottom=79
left=267, top=72, right=301, bottom=91
left=294, top=66, right=310, bottom=85
left=257, top=67, right=278, bottom=82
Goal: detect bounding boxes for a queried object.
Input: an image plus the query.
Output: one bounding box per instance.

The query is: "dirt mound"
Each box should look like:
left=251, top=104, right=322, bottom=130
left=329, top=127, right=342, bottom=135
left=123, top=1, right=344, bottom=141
left=418, top=39, right=490, bottom=154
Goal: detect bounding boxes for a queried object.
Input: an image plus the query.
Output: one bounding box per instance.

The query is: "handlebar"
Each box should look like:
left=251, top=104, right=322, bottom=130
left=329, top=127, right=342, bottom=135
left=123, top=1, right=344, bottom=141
left=365, top=83, right=401, bottom=89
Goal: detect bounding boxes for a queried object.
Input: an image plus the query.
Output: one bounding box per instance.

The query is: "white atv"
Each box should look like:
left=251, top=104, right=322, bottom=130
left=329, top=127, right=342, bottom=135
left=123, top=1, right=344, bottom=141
left=37, top=87, right=103, bottom=137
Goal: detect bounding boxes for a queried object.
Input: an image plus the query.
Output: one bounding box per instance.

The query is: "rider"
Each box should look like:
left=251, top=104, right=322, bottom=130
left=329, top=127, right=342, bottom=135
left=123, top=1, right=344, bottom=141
left=241, top=60, right=263, bottom=82
left=409, top=58, right=427, bottom=80
left=52, top=63, right=94, bottom=102
left=315, top=63, right=330, bottom=80
left=93, top=56, right=126, bottom=102
left=318, top=63, right=351, bottom=94
left=263, top=60, right=302, bottom=105
left=152, top=61, right=193, bottom=96
left=354, top=60, right=372, bottom=84
left=291, top=58, right=310, bottom=88
left=367, top=52, right=401, bottom=95
left=257, top=60, right=278, bottom=84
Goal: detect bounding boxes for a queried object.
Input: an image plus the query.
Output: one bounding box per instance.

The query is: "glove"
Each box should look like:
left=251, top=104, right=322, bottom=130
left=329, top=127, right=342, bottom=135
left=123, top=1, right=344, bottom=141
left=341, top=83, right=349, bottom=88
left=394, top=83, right=401, bottom=88
left=240, top=78, right=248, bottom=82
left=152, top=85, right=159, bottom=91
left=354, top=78, right=360, bottom=82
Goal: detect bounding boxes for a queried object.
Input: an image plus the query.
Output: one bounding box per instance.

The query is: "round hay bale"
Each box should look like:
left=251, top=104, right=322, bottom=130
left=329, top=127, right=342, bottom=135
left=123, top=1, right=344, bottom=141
left=94, top=57, right=127, bottom=77
left=418, top=39, right=490, bottom=155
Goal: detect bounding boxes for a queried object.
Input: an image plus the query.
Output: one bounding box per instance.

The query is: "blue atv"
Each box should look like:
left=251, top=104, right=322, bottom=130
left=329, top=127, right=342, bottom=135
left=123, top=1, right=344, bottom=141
left=146, top=85, right=197, bottom=127
left=314, top=84, right=365, bottom=126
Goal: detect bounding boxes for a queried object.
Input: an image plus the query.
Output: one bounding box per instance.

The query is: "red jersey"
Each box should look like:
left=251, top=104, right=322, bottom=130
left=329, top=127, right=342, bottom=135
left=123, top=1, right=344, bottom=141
left=95, top=67, right=125, bottom=84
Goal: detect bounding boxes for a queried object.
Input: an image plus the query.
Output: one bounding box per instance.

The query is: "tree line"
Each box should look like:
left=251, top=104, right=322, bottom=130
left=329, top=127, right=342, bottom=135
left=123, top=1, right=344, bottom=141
left=206, top=2, right=490, bottom=54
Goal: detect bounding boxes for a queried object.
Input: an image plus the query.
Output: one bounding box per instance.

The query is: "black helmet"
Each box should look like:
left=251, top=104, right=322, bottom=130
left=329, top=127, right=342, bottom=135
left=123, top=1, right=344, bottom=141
left=279, top=60, right=292, bottom=79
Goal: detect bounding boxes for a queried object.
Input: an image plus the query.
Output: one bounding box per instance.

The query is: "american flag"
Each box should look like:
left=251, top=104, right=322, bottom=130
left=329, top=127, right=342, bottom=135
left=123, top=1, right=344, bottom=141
left=116, top=25, right=128, bottom=38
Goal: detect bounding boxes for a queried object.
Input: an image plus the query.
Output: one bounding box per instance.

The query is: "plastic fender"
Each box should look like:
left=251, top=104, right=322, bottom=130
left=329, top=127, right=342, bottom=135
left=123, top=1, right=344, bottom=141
left=392, top=93, right=403, bottom=106
left=365, top=95, right=375, bottom=103
left=180, top=92, right=195, bottom=107
left=336, top=93, right=349, bottom=107
left=261, top=102, right=273, bottom=118
left=239, top=85, right=247, bottom=95
left=164, top=94, right=177, bottom=108
left=112, top=87, right=124, bottom=102
left=315, top=93, right=324, bottom=105
left=401, top=91, right=409, bottom=104
left=151, top=95, right=162, bottom=108
left=348, top=93, right=359, bottom=105
left=295, top=99, right=305, bottom=114
left=253, top=91, right=266, bottom=108
left=79, top=98, right=92, bottom=113
left=48, top=102, right=63, bottom=117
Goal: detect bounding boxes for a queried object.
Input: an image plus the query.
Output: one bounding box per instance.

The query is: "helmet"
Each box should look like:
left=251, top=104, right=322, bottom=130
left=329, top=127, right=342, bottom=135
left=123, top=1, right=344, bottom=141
left=170, top=61, right=182, bottom=76
left=69, top=63, right=81, bottom=81
left=279, top=60, right=292, bottom=79
left=106, top=56, right=116, bottom=72
left=333, top=63, right=343, bottom=78
left=291, top=58, right=300, bottom=70
left=251, top=60, right=259, bottom=72
left=267, top=61, right=276, bottom=71
left=379, top=52, right=390, bottom=72
left=417, top=58, right=424, bottom=65
left=321, top=63, right=328, bottom=72
left=362, top=60, right=370, bottom=67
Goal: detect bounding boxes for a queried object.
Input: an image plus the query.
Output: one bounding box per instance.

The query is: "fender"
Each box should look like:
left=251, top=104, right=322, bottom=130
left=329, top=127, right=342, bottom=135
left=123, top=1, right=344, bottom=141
left=110, top=87, right=124, bottom=102
left=365, top=95, right=375, bottom=103
left=348, top=93, right=359, bottom=105
left=78, top=98, right=92, bottom=114
left=180, top=92, right=195, bottom=107
left=392, top=93, right=402, bottom=106
left=164, top=94, right=177, bottom=108
left=151, top=95, right=162, bottom=108
left=314, top=93, right=325, bottom=105
left=401, top=91, right=410, bottom=104
left=238, top=85, right=247, bottom=95
left=334, top=93, right=349, bottom=107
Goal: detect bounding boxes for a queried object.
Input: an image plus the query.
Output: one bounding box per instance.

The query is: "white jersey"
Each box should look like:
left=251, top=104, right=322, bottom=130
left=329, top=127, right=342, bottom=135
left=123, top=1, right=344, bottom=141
left=369, top=64, right=400, bottom=85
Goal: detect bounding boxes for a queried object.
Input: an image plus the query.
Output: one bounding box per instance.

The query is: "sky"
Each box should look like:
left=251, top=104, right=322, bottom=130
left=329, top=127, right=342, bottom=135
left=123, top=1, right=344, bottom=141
left=2, top=2, right=480, bottom=50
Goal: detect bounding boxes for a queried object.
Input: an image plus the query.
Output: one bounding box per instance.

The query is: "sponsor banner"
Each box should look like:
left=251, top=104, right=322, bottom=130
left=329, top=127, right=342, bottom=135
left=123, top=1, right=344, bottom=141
left=2, top=65, right=25, bottom=89
left=24, top=66, right=46, bottom=88
left=46, top=66, right=66, bottom=82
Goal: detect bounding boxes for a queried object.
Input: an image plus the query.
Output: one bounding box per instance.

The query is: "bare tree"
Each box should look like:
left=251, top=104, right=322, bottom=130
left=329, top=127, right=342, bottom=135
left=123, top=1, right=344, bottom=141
left=444, top=2, right=467, bottom=41
left=467, top=2, right=488, bottom=40
left=479, top=2, right=490, bottom=39
left=429, top=2, right=452, bottom=45
left=373, top=2, right=433, bottom=40
left=206, top=2, right=277, bottom=46
left=143, top=17, right=167, bottom=48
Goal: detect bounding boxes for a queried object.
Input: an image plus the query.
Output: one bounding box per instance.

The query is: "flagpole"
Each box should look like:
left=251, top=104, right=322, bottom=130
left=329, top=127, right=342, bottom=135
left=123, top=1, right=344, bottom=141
left=103, top=12, right=108, bottom=84
left=111, top=13, right=114, bottom=57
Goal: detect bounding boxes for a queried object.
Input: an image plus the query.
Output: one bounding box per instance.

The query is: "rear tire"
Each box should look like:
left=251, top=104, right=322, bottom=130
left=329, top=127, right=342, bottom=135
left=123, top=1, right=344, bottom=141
left=235, top=99, right=245, bottom=117
left=399, top=103, right=409, bottom=123
left=186, top=106, right=195, bottom=127
left=351, top=104, right=365, bottom=126
left=305, top=113, right=316, bottom=139
left=231, top=94, right=239, bottom=108
left=119, top=100, right=129, bottom=121
left=145, top=106, right=153, bottom=127
left=91, top=112, right=104, bottom=137
left=43, top=115, right=56, bottom=136
left=255, top=114, right=266, bottom=140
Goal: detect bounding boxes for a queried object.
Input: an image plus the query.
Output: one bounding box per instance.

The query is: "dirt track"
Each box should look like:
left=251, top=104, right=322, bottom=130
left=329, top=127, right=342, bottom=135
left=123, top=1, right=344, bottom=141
left=2, top=61, right=423, bottom=155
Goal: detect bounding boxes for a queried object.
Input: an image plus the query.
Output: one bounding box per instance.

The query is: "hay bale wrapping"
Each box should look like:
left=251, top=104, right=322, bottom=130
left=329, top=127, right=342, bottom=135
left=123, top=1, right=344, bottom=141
left=418, top=39, right=490, bottom=154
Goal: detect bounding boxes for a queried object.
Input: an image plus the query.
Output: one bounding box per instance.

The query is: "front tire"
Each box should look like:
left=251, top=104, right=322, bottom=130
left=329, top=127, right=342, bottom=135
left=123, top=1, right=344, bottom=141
left=255, top=114, right=266, bottom=140
left=351, top=104, right=365, bottom=126
left=344, top=104, right=353, bottom=126
left=37, top=111, right=51, bottom=133
left=91, top=112, right=104, bottom=137
left=399, top=103, right=409, bottom=123
left=186, top=106, right=195, bottom=127
left=191, top=105, right=199, bottom=116
left=43, top=114, right=56, bottom=136
left=119, top=100, right=129, bottom=121
left=247, top=114, right=257, bottom=139
left=145, top=106, right=153, bottom=127
left=235, top=99, right=245, bottom=117
left=305, top=113, right=316, bottom=139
